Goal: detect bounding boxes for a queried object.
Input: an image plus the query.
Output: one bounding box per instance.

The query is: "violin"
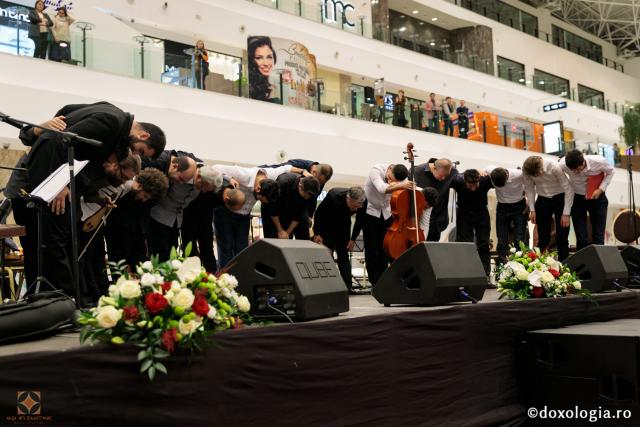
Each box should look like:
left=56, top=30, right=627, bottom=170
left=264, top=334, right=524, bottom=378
left=383, top=143, right=426, bottom=260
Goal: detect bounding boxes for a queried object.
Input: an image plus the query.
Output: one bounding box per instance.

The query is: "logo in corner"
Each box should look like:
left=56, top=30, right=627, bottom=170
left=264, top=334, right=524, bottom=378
left=17, top=391, right=41, bottom=415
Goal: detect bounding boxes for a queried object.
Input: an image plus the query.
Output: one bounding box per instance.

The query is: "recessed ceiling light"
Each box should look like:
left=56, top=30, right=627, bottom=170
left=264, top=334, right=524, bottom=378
left=431, top=17, right=438, bottom=21
left=412, top=10, right=419, bottom=14
left=419, top=22, right=424, bottom=25
left=399, top=26, right=406, bottom=32
left=518, top=78, right=525, bottom=82
left=539, top=81, right=545, bottom=85
left=429, top=42, right=435, bottom=46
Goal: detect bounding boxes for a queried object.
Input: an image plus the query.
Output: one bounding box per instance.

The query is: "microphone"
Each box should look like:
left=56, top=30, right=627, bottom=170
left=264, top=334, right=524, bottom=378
left=0, top=112, right=24, bottom=130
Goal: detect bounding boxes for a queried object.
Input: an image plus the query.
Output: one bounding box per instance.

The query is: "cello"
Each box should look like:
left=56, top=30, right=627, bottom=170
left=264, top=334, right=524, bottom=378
left=383, top=143, right=426, bottom=260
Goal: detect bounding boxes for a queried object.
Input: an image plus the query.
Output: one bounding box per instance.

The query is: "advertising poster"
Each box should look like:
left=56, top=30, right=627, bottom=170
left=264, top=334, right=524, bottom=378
left=247, top=35, right=317, bottom=109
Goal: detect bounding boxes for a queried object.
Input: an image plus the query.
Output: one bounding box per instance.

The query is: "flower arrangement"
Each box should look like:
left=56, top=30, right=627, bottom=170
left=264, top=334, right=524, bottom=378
left=77, top=247, right=251, bottom=380
left=495, top=243, right=591, bottom=300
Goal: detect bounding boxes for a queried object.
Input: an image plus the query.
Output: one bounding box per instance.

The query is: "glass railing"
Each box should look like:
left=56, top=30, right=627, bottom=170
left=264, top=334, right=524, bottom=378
left=247, top=0, right=370, bottom=36
left=2, top=15, right=633, bottom=156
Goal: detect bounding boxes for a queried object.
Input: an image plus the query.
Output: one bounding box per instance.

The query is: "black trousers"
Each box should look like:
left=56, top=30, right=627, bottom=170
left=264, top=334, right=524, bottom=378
left=456, top=208, right=491, bottom=275
left=78, top=226, right=108, bottom=303
left=105, top=223, right=147, bottom=271
left=535, top=194, right=570, bottom=261
left=261, top=204, right=309, bottom=240
left=323, top=235, right=352, bottom=290
left=571, top=193, right=608, bottom=250
left=495, top=199, right=528, bottom=259
left=11, top=198, right=37, bottom=289
left=31, top=34, right=49, bottom=59
left=181, top=193, right=216, bottom=273
left=443, top=119, right=454, bottom=136
left=363, top=213, right=392, bottom=286
left=147, top=218, right=179, bottom=262
left=214, top=207, right=250, bottom=269
left=39, top=200, right=74, bottom=295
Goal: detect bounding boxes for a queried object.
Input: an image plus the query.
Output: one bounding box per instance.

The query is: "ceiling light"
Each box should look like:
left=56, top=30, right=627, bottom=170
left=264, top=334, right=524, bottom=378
left=399, top=26, right=406, bottom=32
left=431, top=17, right=438, bottom=21
left=518, top=78, right=525, bottom=82
left=400, top=15, right=405, bottom=18
left=419, top=22, right=424, bottom=25
left=429, top=42, right=435, bottom=46
left=412, top=10, right=418, bottom=14
left=526, top=80, right=531, bottom=84
left=539, top=81, right=545, bottom=85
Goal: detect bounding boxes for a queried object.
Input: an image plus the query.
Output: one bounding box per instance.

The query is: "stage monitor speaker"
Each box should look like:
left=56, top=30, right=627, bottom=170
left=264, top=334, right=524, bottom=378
left=565, top=245, right=628, bottom=292
left=364, top=86, right=374, bottom=101
left=620, top=246, right=640, bottom=287
left=226, top=239, right=349, bottom=321
left=524, top=319, right=640, bottom=414
left=373, top=242, right=487, bottom=306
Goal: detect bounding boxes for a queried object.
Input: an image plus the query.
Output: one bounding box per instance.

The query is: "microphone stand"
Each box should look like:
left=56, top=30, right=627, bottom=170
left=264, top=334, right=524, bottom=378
left=0, top=112, right=103, bottom=309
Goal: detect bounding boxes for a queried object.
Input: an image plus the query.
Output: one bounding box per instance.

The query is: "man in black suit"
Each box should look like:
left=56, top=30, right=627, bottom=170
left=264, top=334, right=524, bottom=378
left=262, top=174, right=320, bottom=239
left=413, top=158, right=457, bottom=241
left=23, top=102, right=166, bottom=294
left=312, top=186, right=366, bottom=291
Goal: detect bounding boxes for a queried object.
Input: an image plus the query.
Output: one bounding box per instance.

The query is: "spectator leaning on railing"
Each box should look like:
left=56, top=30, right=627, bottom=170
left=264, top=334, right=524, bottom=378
left=50, top=6, right=75, bottom=62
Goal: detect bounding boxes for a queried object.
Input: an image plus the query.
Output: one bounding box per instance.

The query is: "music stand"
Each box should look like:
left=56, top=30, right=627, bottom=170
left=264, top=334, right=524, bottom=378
left=0, top=112, right=102, bottom=308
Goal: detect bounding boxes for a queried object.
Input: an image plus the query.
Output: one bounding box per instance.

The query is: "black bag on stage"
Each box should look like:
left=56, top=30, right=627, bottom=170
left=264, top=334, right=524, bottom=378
left=0, top=292, right=76, bottom=344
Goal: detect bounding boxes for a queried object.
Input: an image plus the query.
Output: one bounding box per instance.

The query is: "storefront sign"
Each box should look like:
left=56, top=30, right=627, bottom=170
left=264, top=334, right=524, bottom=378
left=322, top=0, right=355, bottom=28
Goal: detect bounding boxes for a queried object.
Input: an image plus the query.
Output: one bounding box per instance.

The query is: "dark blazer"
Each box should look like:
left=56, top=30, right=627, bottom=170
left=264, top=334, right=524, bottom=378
left=413, top=158, right=459, bottom=233
left=313, top=188, right=365, bottom=243
left=25, top=102, right=133, bottom=196
left=264, top=173, right=313, bottom=225
left=28, top=10, right=53, bottom=39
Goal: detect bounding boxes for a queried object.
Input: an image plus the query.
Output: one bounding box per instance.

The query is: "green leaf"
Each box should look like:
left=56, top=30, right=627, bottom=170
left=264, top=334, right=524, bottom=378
left=154, top=349, right=169, bottom=358
left=148, top=366, right=156, bottom=381
left=169, top=247, right=177, bottom=261
left=140, top=359, right=153, bottom=372
left=184, top=241, right=192, bottom=258
left=155, top=362, right=167, bottom=375
left=137, top=350, right=148, bottom=361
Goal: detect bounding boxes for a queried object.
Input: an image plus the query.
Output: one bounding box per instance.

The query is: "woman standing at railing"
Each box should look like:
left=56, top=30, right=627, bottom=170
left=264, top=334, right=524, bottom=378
left=392, top=90, right=407, bottom=127
left=50, top=6, right=75, bottom=63
left=28, top=0, right=53, bottom=59
left=194, top=40, right=209, bottom=90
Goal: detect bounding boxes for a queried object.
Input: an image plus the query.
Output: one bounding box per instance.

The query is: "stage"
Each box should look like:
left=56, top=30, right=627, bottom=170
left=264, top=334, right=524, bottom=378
left=0, top=290, right=639, bottom=426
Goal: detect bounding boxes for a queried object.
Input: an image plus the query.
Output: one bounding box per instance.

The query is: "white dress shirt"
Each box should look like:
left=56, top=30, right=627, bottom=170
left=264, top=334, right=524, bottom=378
left=419, top=206, right=432, bottom=237
left=524, top=159, right=574, bottom=215
left=559, top=155, right=614, bottom=196
left=365, top=164, right=392, bottom=219
left=213, top=164, right=292, bottom=215
left=486, top=167, right=525, bottom=204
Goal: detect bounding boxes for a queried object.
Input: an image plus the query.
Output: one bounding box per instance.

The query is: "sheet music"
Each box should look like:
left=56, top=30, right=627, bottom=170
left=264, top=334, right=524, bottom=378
left=31, top=160, right=89, bottom=203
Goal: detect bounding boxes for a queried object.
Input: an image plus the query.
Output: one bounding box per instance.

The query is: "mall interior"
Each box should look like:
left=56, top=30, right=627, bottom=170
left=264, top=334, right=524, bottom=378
left=1, top=0, right=640, bottom=425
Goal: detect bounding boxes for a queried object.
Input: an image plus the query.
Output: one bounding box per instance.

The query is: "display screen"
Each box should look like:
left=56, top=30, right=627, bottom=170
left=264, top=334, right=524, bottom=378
left=543, top=121, right=563, bottom=154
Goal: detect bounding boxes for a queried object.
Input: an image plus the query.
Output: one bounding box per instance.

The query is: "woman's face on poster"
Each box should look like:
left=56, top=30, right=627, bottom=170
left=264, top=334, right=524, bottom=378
left=254, top=45, right=274, bottom=77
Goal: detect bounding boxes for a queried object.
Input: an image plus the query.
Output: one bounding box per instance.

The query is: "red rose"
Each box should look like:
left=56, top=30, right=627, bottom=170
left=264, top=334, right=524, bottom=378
left=145, top=293, right=168, bottom=314
left=192, top=296, right=210, bottom=316
left=532, top=286, right=545, bottom=298
left=123, top=305, right=140, bottom=322
left=161, top=282, right=172, bottom=292
left=194, top=288, right=208, bottom=299
left=528, top=252, right=537, bottom=260
left=161, top=328, right=178, bottom=353
left=549, top=269, right=560, bottom=278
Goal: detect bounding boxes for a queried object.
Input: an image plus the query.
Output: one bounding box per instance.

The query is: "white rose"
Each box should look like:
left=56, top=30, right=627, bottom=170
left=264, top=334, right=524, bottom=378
left=573, top=281, right=582, bottom=290
left=172, top=288, right=195, bottom=309
left=545, top=257, right=556, bottom=266
left=108, top=285, right=119, bottom=298
left=170, top=282, right=182, bottom=293
left=541, top=272, right=555, bottom=284
left=516, top=270, right=529, bottom=281
left=221, top=287, right=232, bottom=299
left=154, top=274, right=164, bottom=284
left=515, top=251, right=523, bottom=257
left=118, top=280, right=141, bottom=299
left=207, top=305, right=217, bottom=319
left=96, top=306, right=122, bottom=328
left=141, top=261, right=153, bottom=271
left=236, top=295, right=251, bottom=313
left=140, top=273, right=156, bottom=287
left=171, top=259, right=182, bottom=269
left=528, top=270, right=543, bottom=287
left=164, top=290, right=175, bottom=302
left=507, top=261, right=525, bottom=272
left=219, top=274, right=239, bottom=289
left=510, top=247, right=517, bottom=254
left=178, top=317, right=202, bottom=335
left=176, top=257, right=202, bottom=283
